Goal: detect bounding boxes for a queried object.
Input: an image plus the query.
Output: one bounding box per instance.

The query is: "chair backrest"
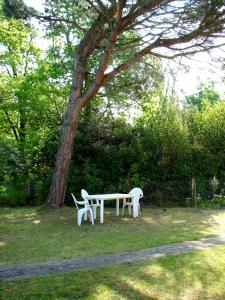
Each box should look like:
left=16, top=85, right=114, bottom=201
left=81, top=189, right=89, bottom=200
left=71, top=193, right=79, bottom=210
left=71, top=193, right=87, bottom=210
left=129, top=187, right=143, bottom=201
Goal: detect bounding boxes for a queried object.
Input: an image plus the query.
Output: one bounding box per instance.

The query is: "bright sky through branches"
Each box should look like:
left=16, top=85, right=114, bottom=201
left=24, top=0, right=225, bottom=98
left=24, top=0, right=44, bottom=13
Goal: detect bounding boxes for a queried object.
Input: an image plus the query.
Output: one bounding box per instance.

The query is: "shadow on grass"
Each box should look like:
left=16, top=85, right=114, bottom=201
left=1, top=245, right=225, bottom=299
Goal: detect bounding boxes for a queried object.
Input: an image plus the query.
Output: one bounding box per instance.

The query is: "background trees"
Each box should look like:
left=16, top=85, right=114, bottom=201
left=0, top=0, right=225, bottom=207
left=0, top=16, right=67, bottom=204
left=30, top=0, right=225, bottom=207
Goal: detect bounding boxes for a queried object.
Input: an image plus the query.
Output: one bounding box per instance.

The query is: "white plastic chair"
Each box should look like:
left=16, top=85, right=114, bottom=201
left=81, top=189, right=100, bottom=220
left=122, top=187, right=143, bottom=217
left=71, top=193, right=94, bottom=226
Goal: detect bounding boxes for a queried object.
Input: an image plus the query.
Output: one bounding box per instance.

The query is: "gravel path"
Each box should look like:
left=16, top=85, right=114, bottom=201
left=1, top=235, right=225, bottom=281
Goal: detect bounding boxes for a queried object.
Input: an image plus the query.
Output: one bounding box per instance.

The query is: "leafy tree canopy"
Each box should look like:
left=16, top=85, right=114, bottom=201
left=186, top=83, right=221, bottom=110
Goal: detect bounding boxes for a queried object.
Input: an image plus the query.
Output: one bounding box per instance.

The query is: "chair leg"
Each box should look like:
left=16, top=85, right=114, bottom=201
left=139, top=204, right=141, bottom=216
left=77, top=211, right=82, bottom=226
left=128, top=205, right=131, bottom=215
left=89, top=209, right=94, bottom=225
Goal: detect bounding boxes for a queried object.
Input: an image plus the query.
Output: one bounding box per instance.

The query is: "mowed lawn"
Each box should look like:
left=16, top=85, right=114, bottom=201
left=1, top=206, right=225, bottom=264
left=1, top=245, right=225, bottom=299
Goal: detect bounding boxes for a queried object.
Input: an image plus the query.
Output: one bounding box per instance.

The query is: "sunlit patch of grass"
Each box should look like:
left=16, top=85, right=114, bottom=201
left=172, top=219, right=186, bottom=224
left=32, top=220, right=41, bottom=224
left=0, top=207, right=225, bottom=264
left=1, top=246, right=225, bottom=300
left=0, top=241, right=6, bottom=247
left=212, top=213, right=225, bottom=234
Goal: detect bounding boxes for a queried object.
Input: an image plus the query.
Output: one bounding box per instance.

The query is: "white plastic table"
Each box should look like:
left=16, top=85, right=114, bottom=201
left=86, top=193, right=137, bottom=223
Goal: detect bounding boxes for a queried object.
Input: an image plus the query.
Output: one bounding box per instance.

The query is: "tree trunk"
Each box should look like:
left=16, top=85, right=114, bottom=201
left=46, top=44, right=89, bottom=208
left=46, top=86, right=83, bottom=208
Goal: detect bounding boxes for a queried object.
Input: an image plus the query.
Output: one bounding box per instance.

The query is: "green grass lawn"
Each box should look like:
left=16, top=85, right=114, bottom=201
left=1, top=206, right=225, bottom=264
left=1, top=245, right=225, bottom=299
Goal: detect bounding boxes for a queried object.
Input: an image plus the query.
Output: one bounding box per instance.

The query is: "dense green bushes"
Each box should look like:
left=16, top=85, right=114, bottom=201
left=1, top=86, right=225, bottom=207
left=66, top=97, right=225, bottom=207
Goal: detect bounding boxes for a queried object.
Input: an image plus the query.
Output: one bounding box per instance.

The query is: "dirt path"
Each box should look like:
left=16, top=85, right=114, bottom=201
left=1, top=235, right=225, bottom=281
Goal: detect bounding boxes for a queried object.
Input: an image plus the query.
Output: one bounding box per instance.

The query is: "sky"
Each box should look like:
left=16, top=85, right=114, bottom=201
left=173, top=51, right=224, bottom=98
left=24, top=0, right=44, bottom=12
left=24, top=0, right=224, bottom=99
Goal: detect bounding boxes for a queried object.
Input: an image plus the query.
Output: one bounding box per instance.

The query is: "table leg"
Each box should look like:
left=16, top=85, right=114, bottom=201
left=100, top=199, right=104, bottom=224
left=116, top=198, right=119, bottom=216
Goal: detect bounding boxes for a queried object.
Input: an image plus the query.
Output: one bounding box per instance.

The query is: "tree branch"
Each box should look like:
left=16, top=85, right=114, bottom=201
left=80, top=23, right=121, bottom=107
left=31, top=13, right=87, bottom=32
left=3, top=110, right=19, bottom=141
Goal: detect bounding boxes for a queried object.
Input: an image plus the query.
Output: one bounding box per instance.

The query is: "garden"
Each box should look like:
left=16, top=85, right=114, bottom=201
left=0, top=0, right=225, bottom=299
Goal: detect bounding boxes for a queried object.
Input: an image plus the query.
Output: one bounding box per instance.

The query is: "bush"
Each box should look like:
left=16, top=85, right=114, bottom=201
left=186, top=193, right=225, bottom=209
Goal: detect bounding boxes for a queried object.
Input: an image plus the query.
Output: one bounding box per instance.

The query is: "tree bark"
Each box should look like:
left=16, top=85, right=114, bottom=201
left=46, top=15, right=119, bottom=208
left=46, top=90, right=83, bottom=207
left=46, top=49, right=86, bottom=208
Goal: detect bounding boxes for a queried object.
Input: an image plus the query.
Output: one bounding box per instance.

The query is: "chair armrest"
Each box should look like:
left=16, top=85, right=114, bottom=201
left=76, top=200, right=87, bottom=206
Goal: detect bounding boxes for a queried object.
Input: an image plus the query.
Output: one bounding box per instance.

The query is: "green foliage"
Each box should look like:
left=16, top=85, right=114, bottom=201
left=190, top=99, right=225, bottom=178
left=186, top=194, right=225, bottom=209
left=64, top=93, right=225, bottom=207
left=0, top=17, right=67, bottom=206
left=0, top=4, right=225, bottom=207
left=186, top=83, right=220, bottom=110
left=2, top=0, right=36, bottom=19
left=137, top=97, right=191, bottom=181
left=2, top=76, right=225, bottom=206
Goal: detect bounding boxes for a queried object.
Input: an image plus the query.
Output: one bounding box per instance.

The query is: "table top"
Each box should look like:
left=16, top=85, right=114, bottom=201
left=86, top=193, right=132, bottom=200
